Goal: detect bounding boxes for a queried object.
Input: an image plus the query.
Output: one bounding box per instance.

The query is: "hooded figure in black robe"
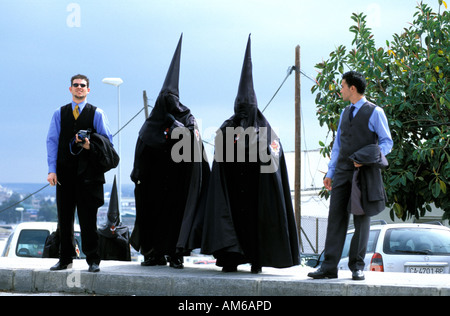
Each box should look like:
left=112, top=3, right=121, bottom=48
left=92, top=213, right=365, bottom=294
left=130, top=34, right=210, bottom=269
left=201, top=35, right=300, bottom=273
left=98, top=176, right=131, bottom=261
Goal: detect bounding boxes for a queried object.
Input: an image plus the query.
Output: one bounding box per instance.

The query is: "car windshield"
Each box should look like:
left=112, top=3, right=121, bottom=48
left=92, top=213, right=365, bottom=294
left=16, top=229, right=49, bottom=258
left=383, top=227, right=450, bottom=255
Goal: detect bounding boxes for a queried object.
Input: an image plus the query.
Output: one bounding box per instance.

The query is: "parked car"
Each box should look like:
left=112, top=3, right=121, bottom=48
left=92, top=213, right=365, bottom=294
left=0, top=225, right=13, bottom=255
left=1, top=222, right=84, bottom=259
left=308, top=221, right=450, bottom=274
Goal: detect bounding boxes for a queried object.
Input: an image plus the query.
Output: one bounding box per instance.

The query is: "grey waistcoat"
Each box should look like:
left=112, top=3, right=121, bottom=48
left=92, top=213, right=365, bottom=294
left=337, top=102, right=378, bottom=171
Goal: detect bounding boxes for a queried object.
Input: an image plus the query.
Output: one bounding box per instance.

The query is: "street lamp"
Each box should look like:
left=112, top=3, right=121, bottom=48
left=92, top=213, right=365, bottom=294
left=102, top=78, right=123, bottom=213
left=15, top=207, right=24, bottom=223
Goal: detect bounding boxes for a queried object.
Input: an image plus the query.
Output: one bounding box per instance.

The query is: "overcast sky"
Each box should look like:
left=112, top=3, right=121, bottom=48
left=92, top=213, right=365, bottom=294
left=0, top=0, right=442, bottom=186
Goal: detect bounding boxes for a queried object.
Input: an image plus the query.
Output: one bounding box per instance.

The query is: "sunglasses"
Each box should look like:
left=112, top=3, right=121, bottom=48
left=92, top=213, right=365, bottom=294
left=72, top=83, right=87, bottom=88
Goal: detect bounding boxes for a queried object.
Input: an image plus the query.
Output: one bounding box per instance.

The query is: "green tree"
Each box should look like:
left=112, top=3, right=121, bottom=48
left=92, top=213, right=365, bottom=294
left=0, top=193, right=23, bottom=223
left=38, top=199, right=57, bottom=222
left=313, top=1, right=450, bottom=221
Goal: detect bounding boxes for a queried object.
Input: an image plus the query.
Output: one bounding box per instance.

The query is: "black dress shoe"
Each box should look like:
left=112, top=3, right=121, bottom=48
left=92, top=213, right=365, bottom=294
left=352, top=270, right=365, bottom=280
left=141, top=255, right=167, bottom=266
left=50, top=261, right=71, bottom=271
left=307, top=268, right=338, bottom=279
left=169, top=256, right=184, bottom=269
left=251, top=265, right=262, bottom=274
left=88, top=263, right=100, bottom=273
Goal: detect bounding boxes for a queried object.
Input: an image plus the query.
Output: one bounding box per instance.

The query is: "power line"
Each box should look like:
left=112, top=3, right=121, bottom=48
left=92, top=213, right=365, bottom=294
left=112, top=106, right=146, bottom=138
left=0, top=184, right=50, bottom=215
left=261, top=66, right=297, bottom=113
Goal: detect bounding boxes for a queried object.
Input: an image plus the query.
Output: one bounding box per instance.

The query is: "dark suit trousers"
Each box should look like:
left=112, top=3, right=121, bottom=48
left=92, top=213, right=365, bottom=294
left=321, top=168, right=371, bottom=273
left=56, top=177, right=102, bottom=265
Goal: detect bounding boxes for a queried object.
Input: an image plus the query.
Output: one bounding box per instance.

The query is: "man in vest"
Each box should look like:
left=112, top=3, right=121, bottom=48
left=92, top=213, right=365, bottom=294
left=308, top=71, right=393, bottom=280
left=46, top=74, right=114, bottom=272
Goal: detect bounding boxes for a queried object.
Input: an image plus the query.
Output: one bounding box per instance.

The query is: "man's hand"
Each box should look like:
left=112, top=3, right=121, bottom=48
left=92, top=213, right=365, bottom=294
left=354, top=162, right=363, bottom=168
left=47, top=172, right=58, bottom=186
left=323, top=177, right=332, bottom=191
left=75, top=134, right=90, bottom=150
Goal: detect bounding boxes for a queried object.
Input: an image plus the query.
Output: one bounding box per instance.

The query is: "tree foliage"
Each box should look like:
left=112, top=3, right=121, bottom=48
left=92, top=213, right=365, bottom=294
left=0, top=193, right=23, bottom=223
left=38, top=199, right=57, bottom=222
left=313, top=1, right=450, bottom=221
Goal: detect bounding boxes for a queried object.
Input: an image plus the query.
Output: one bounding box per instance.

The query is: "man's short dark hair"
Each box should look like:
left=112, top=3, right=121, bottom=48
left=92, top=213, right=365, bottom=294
left=71, top=74, right=90, bottom=88
left=342, top=71, right=366, bottom=94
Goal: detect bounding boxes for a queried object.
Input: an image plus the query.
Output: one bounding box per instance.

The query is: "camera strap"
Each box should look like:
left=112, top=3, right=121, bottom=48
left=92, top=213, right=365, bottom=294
left=69, top=139, right=84, bottom=156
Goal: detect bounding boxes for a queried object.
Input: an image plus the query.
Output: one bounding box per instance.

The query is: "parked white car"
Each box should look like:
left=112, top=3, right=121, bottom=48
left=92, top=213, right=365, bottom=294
left=339, top=222, right=450, bottom=274
left=1, top=222, right=84, bottom=259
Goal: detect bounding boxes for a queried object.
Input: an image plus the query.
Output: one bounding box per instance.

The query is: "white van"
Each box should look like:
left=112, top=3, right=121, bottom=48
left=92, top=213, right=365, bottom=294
left=1, top=222, right=84, bottom=259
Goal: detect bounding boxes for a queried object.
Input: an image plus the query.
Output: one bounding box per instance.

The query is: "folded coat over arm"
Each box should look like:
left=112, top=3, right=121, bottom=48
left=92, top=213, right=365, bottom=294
left=348, top=144, right=389, bottom=217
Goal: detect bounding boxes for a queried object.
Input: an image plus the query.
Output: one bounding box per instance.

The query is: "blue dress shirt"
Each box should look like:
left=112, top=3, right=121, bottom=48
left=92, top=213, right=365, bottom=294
left=326, top=97, right=393, bottom=179
left=46, top=100, right=114, bottom=174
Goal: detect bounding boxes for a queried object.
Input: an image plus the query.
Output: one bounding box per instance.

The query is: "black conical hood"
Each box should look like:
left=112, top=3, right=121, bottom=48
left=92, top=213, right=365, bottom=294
left=107, top=176, right=120, bottom=226
left=161, top=33, right=183, bottom=96
left=138, top=33, right=195, bottom=148
left=218, top=35, right=279, bottom=153
left=234, top=34, right=258, bottom=111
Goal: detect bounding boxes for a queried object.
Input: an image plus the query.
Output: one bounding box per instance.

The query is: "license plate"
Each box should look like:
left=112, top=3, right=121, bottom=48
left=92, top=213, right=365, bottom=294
left=407, top=266, right=445, bottom=274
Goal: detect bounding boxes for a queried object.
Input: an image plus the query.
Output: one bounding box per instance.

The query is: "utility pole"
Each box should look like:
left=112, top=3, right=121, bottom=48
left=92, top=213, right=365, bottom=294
left=294, top=45, right=302, bottom=250
left=143, top=90, right=149, bottom=119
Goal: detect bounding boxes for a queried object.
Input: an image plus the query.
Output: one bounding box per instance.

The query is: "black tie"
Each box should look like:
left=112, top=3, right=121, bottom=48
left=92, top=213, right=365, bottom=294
left=349, top=105, right=355, bottom=121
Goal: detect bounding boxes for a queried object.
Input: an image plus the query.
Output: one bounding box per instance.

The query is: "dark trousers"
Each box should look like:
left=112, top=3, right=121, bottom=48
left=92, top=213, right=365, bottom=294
left=56, top=176, right=102, bottom=265
left=321, top=168, right=371, bottom=273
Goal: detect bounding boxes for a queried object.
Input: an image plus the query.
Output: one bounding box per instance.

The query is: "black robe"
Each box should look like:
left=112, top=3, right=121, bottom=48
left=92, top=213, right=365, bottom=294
left=130, top=35, right=210, bottom=257
left=201, top=35, right=300, bottom=268
left=98, top=176, right=131, bottom=261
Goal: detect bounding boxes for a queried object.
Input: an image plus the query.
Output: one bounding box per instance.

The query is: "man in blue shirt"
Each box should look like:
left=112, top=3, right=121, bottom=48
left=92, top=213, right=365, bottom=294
left=308, top=71, right=393, bottom=280
left=46, top=74, right=113, bottom=273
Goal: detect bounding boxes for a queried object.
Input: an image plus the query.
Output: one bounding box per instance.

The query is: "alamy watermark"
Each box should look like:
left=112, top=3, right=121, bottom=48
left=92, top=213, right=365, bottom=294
left=171, top=126, right=281, bottom=174
left=66, top=3, right=81, bottom=28
left=66, top=264, right=81, bottom=288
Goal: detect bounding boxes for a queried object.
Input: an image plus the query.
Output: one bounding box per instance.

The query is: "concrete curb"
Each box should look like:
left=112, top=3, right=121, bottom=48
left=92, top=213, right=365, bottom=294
left=1, top=258, right=450, bottom=296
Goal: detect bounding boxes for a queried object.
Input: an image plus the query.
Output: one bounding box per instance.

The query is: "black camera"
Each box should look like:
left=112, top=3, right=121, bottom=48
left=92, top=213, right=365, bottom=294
left=76, top=129, right=91, bottom=145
